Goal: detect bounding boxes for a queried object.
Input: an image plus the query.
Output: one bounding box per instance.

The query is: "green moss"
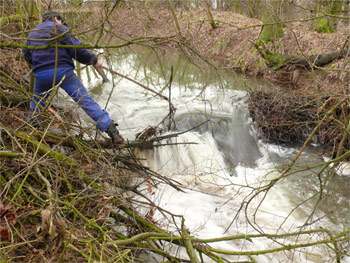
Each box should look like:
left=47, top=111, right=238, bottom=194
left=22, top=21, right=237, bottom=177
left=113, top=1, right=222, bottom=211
left=265, top=52, right=288, bottom=70
left=0, top=14, right=21, bottom=26
left=311, top=17, right=334, bottom=33
left=256, top=23, right=284, bottom=46
left=215, top=40, right=227, bottom=50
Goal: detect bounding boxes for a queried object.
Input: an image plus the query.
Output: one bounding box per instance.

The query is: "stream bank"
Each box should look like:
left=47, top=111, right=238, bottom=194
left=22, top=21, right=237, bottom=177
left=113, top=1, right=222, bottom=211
left=105, top=6, right=349, bottom=92
left=1, top=3, right=350, bottom=262
left=1, top=3, right=349, bottom=154
left=104, top=5, right=350, bottom=155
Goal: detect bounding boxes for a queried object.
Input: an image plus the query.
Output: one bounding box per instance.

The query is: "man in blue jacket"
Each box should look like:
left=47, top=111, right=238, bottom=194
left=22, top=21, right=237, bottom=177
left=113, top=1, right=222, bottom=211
left=23, top=10, right=124, bottom=144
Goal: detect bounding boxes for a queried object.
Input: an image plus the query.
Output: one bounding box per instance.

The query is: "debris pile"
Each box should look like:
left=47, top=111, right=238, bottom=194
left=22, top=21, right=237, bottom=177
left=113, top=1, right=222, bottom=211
left=248, top=90, right=350, bottom=156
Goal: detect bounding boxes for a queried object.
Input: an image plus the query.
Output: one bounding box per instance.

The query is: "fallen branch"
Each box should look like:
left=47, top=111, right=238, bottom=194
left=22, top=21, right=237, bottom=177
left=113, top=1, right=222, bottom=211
left=102, top=66, right=174, bottom=106
left=254, top=41, right=349, bottom=70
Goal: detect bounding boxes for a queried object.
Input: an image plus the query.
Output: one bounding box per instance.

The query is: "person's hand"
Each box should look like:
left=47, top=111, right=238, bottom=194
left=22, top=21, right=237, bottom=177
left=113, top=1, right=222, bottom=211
left=93, top=60, right=108, bottom=82
left=94, top=60, right=103, bottom=69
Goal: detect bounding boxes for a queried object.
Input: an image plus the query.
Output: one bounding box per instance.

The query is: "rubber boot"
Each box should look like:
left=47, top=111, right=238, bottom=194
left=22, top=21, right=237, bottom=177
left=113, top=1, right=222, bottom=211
left=105, top=120, right=124, bottom=144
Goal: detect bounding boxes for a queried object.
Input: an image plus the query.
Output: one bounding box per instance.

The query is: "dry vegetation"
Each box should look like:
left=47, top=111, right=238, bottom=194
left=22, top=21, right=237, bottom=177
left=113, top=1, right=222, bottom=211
left=109, top=6, right=349, bottom=91
left=0, top=1, right=349, bottom=262
left=107, top=5, right=350, bottom=153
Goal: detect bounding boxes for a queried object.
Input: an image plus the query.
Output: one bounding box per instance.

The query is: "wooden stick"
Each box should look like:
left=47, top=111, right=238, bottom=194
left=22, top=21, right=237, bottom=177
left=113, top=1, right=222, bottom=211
left=102, top=66, right=172, bottom=103
left=94, top=65, right=109, bottom=83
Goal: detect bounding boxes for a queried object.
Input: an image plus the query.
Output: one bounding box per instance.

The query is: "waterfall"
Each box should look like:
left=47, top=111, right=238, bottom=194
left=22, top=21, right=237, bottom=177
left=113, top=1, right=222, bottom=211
left=59, top=49, right=349, bottom=263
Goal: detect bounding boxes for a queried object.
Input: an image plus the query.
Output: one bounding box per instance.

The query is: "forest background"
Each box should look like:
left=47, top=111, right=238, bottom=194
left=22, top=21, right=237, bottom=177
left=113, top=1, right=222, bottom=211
left=0, top=0, right=349, bottom=262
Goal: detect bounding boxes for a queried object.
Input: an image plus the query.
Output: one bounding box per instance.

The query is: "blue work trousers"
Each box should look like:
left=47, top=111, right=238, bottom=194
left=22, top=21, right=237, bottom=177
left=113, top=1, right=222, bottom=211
left=28, top=68, right=111, bottom=131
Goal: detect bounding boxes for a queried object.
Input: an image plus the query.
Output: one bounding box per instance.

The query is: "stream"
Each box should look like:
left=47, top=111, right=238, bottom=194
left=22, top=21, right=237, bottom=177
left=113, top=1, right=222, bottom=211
left=58, top=47, right=349, bottom=263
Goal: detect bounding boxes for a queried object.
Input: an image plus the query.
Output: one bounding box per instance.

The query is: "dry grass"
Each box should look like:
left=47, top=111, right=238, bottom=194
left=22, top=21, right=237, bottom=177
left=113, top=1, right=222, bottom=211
left=105, top=6, right=349, bottom=92
left=1, top=3, right=349, bottom=262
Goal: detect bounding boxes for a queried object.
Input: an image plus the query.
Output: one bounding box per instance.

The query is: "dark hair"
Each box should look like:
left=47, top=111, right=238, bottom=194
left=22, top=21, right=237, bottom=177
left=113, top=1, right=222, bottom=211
left=42, top=10, right=63, bottom=22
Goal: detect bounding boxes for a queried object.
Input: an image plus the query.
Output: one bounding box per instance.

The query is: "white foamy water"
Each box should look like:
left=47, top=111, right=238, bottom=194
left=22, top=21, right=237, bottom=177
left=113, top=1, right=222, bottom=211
left=56, top=51, right=349, bottom=263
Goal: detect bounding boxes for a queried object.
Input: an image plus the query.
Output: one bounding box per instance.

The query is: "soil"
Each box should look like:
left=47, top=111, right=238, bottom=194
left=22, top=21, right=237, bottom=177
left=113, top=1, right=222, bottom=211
left=106, top=7, right=350, bottom=95
left=1, top=6, right=349, bottom=94
left=1, top=6, right=349, bottom=261
left=0, top=5, right=349, bottom=148
left=99, top=6, right=349, bottom=151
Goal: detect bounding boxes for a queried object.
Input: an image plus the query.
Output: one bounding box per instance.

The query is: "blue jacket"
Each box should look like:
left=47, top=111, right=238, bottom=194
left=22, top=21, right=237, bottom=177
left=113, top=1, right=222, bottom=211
left=23, top=19, right=97, bottom=73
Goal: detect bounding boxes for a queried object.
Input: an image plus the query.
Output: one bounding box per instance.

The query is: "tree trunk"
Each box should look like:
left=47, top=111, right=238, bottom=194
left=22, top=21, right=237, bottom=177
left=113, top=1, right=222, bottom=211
left=256, top=0, right=283, bottom=46
left=205, top=0, right=218, bottom=30
left=167, top=0, right=181, bottom=36
left=256, top=43, right=349, bottom=70
left=311, top=0, right=344, bottom=33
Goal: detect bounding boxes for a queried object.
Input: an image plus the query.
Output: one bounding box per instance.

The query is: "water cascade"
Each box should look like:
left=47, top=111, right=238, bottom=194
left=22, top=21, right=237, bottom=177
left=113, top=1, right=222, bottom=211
left=57, top=48, right=349, bottom=263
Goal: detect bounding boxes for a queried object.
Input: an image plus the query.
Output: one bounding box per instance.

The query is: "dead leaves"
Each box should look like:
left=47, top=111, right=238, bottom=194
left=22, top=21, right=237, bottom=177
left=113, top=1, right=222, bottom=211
left=0, top=201, right=19, bottom=241
left=0, top=200, right=67, bottom=262
left=36, top=208, right=67, bottom=260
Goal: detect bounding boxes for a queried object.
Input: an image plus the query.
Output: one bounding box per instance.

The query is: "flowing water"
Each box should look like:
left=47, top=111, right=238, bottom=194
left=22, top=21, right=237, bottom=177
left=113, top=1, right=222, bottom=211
left=60, top=47, right=349, bottom=262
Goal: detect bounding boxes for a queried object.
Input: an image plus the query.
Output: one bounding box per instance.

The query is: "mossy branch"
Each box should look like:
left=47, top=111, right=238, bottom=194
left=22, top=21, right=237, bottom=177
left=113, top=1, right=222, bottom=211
left=181, top=218, right=200, bottom=263
left=254, top=41, right=350, bottom=70
left=0, top=151, right=25, bottom=158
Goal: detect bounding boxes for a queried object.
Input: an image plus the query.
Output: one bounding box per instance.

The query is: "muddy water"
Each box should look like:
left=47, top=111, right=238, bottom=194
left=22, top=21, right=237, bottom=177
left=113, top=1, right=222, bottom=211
left=73, top=46, right=349, bottom=262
